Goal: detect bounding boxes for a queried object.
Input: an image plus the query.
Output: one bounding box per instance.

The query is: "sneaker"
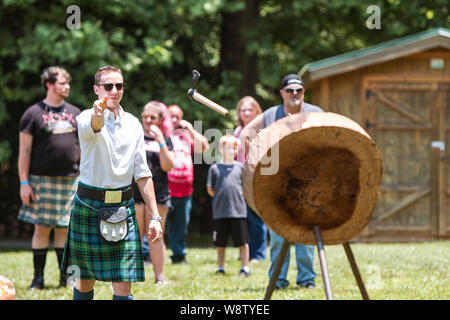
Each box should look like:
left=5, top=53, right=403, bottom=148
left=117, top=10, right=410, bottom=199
left=301, top=283, right=316, bottom=290
left=173, top=258, right=188, bottom=265
left=305, top=283, right=316, bottom=289
left=29, top=277, right=44, bottom=290
left=171, top=256, right=188, bottom=264
left=215, top=269, right=226, bottom=275
left=238, top=268, right=250, bottom=277
left=275, top=280, right=289, bottom=290
left=155, top=278, right=168, bottom=285
left=275, top=283, right=288, bottom=290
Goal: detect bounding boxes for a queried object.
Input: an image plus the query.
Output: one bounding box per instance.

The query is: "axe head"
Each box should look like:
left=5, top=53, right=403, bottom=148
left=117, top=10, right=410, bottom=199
left=192, top=70, right=201, bottom=89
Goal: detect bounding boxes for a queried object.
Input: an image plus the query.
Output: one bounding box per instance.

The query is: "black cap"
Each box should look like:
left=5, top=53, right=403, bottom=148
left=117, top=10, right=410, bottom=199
left=281, top=74, right=303, bottom=88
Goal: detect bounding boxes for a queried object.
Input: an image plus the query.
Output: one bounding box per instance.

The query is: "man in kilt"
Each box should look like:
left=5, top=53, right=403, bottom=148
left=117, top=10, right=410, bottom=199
left=61, top=65, right=163, bottom=300
left=18, top=66, right=80, bottom=290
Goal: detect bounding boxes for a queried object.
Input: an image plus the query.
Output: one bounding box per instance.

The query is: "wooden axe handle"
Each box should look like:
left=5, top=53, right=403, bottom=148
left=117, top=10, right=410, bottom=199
left=188, top=89, right=229, bottom=116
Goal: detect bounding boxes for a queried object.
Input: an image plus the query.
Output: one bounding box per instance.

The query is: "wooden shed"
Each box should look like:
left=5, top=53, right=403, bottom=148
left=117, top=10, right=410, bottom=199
left=299, top=28, right=450, bottom=242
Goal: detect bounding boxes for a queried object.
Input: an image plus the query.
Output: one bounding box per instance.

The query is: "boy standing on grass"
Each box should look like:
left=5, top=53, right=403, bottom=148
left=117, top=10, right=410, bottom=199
left=206, top=134, right=250, bottom=277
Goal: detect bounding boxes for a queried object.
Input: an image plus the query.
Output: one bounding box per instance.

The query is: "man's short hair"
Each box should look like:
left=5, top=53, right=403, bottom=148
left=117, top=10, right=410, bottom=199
left=94, top=65, right=122, bottom=84
left=41, top=66, right=70, bottom=89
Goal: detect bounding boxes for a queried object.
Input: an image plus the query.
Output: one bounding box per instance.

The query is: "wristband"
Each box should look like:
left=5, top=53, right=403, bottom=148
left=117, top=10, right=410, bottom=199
left=20, top=181, right=29, bottom=186
left=159, top=141, right=167, bottom=148
left=151, top=216, right=163, bottom=223
left=95, top=113, right=104, bottom=118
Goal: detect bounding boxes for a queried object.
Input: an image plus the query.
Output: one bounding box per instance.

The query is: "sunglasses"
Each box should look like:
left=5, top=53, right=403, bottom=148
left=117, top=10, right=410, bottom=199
left=284, top=88, right=304, bottom=94
left=98, top=83, right=126, bottom=91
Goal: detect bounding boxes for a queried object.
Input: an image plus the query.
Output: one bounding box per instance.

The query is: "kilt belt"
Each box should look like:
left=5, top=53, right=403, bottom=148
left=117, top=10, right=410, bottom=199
left=76, top=183, right=133, bottom=203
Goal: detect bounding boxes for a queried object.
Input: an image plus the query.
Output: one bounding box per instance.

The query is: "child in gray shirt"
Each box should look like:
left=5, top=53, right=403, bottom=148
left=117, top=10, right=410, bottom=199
left=206, top=134, right=250, bottom=277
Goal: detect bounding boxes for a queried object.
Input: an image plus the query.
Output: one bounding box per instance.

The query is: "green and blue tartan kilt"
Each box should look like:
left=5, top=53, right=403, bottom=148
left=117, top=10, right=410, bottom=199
left=17, top=175, right=78, bottom=228
left=61, top=182, right=145, bottom=282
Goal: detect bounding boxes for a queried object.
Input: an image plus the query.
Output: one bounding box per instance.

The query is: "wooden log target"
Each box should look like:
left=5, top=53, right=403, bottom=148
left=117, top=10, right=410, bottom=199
left=242, top=112, right=383, bottom=245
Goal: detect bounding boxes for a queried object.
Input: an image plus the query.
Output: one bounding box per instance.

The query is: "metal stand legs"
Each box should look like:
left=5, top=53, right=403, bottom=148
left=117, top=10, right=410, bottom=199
left=264, top=240, right=290, bottom=300
left=263, top=225, right=370, bottom=300
left=343, top=242, right=370, bottom=300
left=313, top=225, right=333, bottom=300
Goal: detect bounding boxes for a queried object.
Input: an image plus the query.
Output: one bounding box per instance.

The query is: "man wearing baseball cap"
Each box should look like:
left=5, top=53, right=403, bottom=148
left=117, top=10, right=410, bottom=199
left=240, top=73, right=323, bottom=290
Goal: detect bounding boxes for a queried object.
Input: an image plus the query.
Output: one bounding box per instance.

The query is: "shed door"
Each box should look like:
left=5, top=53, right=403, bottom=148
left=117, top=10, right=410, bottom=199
left=363, top=77, right=449, bottom=240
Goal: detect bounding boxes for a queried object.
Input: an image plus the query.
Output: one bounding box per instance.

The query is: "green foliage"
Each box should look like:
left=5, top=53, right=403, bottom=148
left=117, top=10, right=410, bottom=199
left=0, top=140, right=11, bottom=163
left=1, top=0, right=448, bottom=155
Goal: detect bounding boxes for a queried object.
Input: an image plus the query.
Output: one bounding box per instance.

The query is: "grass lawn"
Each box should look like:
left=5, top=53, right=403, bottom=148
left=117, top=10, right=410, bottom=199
left=0, top=240, right=448, bottom=300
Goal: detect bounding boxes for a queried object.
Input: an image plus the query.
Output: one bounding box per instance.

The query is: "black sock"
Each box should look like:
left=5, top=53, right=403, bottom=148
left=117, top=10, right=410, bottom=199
left=32, top=248, right=48, bottom=280
left=55, top=247, right=65, bottom=272
left=73, top=287, right=94, bottom=300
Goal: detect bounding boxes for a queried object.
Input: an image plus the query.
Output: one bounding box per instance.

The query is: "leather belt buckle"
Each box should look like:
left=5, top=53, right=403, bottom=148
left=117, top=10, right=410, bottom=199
left=105, top=190, right=122, bottom=204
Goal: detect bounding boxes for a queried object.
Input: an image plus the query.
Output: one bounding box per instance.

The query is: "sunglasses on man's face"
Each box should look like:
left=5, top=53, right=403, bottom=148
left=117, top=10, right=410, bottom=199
left=98, top=83, right=125, bottom=91
left=284, top=87, right=304, bottom=94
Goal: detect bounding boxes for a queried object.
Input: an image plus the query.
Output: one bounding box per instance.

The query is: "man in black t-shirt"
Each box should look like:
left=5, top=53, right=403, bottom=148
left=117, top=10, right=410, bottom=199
left=18, top=66, right=81, bottom=290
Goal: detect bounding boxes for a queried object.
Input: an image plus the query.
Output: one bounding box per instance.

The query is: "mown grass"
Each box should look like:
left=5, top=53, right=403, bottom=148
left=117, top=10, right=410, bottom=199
left=0, top=241, right=448, bottom=300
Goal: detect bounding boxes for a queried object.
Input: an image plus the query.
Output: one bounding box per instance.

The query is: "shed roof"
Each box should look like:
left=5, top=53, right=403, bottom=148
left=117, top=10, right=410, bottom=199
left=299, top=28, right=450, bottom=84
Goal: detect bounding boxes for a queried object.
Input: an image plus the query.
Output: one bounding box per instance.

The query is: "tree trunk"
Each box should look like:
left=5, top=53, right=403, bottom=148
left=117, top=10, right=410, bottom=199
left=220, top=0, right=259, bottom=97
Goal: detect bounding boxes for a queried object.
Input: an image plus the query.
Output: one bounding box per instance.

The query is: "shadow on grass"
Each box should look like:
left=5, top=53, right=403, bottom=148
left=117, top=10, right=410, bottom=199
left=221, top=286, right=268, bottom=293
left=0, top=248, right=30, bottom=253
